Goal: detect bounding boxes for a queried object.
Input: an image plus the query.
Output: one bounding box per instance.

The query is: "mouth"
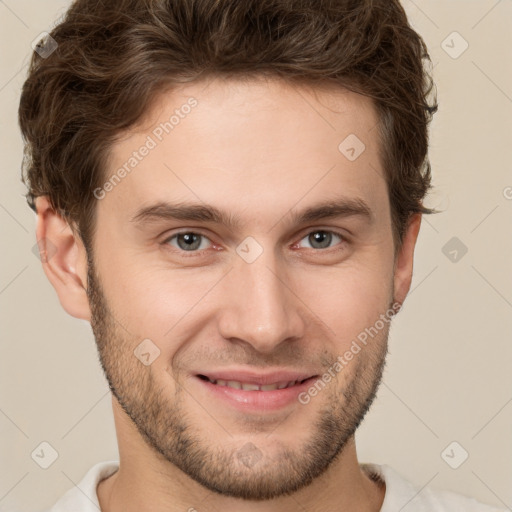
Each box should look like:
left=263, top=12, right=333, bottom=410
left=196, top=374, right=314, bottom=391
left=193, top=372, right=320, bottom=412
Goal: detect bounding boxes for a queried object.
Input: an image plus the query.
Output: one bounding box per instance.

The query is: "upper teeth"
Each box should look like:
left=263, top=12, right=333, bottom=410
left=208, top=378, right=300, bottom=391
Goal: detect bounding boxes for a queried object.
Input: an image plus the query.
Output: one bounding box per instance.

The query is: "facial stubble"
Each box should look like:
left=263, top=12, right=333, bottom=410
left=86, top=254, right=390, bottom=501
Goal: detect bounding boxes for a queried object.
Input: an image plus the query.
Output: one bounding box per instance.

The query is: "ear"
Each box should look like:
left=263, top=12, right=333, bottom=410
left=393, top=213, right=422, bottom=307
left=34, top=196, right=91, bottom=321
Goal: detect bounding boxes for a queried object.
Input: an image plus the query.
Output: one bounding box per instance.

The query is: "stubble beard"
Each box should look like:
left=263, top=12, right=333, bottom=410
left=86, top=255, right=390, bottom=500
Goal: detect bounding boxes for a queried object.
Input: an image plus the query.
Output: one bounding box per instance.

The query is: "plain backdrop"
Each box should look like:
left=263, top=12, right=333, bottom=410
left=1, top=1, right=511, bottom=511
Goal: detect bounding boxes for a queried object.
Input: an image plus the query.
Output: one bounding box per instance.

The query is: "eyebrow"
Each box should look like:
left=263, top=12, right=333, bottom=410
left=129, top=197, right=373, bottom=230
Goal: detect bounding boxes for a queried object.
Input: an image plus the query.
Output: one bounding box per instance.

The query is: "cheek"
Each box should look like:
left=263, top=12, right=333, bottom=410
left=100, top=256, right=220, bottom=341
left=295, top=262, right=393, bottom=339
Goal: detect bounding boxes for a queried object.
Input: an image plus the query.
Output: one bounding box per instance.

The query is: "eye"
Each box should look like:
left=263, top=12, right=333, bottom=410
left=164, top=232, right=212, bottom=252
left=162, top=229, right=346, bottom=256
left=297, top=230, right=345, bottom=250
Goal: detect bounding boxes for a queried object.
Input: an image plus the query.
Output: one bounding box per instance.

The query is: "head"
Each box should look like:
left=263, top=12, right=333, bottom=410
left=19, top=0, right=437, bottom=501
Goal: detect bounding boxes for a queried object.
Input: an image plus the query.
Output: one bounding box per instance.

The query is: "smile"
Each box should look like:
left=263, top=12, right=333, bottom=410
left=198, top=375, right=309, bottom=391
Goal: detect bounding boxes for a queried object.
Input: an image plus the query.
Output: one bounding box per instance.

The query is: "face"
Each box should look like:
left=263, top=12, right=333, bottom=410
left=84, top=76, right=407, bottom=500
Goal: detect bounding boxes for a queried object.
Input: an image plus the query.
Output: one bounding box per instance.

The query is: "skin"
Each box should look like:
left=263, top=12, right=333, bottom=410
left=35, top=75, right=421, bottom=512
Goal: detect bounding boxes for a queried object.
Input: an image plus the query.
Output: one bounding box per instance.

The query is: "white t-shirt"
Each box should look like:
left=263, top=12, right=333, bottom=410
left=43, top=460, right=507, bottom=511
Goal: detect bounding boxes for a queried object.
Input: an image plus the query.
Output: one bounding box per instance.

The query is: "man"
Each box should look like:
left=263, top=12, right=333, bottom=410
left=19, top=0, right=504, bottom=511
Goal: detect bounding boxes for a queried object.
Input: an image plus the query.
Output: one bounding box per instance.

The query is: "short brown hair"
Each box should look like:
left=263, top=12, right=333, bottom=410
left=19, top=0, right=438, bottom=254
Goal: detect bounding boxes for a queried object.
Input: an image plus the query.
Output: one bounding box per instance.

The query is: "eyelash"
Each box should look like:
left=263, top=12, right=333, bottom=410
left=161, top=229, right=348, bottom=257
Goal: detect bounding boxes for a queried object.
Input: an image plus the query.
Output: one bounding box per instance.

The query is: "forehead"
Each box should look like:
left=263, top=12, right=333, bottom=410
left=100, top=76, right=387, bottom=228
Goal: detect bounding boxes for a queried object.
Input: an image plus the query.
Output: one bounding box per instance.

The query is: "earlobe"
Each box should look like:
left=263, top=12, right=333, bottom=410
left=393, top=213, right=422, bottom=307
left=34, top=196, right=91, bottom=322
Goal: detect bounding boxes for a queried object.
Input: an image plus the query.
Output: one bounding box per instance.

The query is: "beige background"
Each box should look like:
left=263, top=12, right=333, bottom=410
left=1, top=1, right=511, bottom=511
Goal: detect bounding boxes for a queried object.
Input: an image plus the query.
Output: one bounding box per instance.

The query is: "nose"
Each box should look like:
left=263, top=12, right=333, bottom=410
left=217, top=247, right=306, bottom=354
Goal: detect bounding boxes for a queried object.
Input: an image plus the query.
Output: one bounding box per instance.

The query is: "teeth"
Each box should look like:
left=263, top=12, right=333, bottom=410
left=208, top=378, right=300, bottom=391
left=260, top=383, right=279, bottom=391
left=241, top=383, right=260, bottom=391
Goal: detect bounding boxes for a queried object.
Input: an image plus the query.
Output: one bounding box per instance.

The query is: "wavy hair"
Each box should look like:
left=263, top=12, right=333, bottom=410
left=19, top=0, right=438, bottom=252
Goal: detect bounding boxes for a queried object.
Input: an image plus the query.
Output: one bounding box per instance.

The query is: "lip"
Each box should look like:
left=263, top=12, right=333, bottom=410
left=193, top=369, right=319, bottom=412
